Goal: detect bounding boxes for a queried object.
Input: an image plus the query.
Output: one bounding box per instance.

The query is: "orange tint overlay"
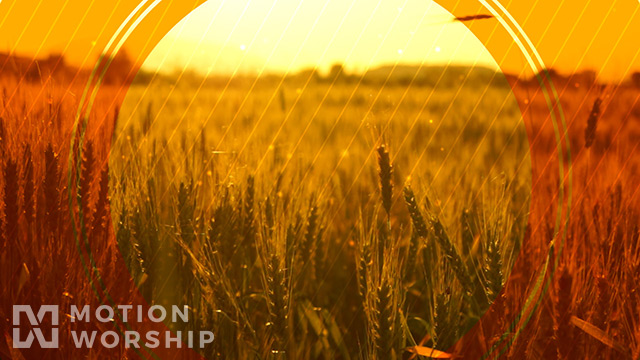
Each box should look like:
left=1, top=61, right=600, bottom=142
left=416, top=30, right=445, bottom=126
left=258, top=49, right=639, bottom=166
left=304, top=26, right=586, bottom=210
left=1, top=0, right=639, bottom=359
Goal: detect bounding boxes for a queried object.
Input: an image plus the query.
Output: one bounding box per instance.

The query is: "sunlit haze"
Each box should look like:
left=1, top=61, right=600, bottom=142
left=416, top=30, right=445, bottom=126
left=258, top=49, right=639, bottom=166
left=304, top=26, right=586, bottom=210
left=142, top=0, right=499, bottom=76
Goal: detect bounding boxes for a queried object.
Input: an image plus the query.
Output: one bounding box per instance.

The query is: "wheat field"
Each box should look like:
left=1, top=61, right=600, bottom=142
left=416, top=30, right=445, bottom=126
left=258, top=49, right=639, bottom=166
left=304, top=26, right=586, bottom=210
left=1, top=65, right=640, bottom=359
left=109, top=66, right=529, bottom=358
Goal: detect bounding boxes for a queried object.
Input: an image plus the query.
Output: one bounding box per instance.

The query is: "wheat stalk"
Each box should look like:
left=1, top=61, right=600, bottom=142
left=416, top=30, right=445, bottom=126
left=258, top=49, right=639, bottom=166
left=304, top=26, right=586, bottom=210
left=584, top=97, right=602, bottom=149
left=484, top=233, right=503, bottom=299
left=43, top=144, right=60, bottom=234
left=554, top=266, right=574, bottom=360
left=375, top=280, right=395, bottom=359
left=377, top=145, right=393, bottom=218
left=403, top=186, right=429, bottom=238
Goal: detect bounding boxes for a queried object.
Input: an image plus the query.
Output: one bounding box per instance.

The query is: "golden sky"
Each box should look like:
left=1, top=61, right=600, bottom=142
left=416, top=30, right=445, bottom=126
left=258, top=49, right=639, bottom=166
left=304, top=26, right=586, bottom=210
left=1, top=0, right=639, bottom=81
left=142, top=0, right=498, bottom=75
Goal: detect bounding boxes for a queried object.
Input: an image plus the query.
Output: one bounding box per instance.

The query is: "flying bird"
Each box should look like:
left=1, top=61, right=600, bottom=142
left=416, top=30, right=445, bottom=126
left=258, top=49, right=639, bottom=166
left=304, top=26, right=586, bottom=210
left=453, top=14, right=494, bottom=22
left=425, top=14, right=495, bottom=26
